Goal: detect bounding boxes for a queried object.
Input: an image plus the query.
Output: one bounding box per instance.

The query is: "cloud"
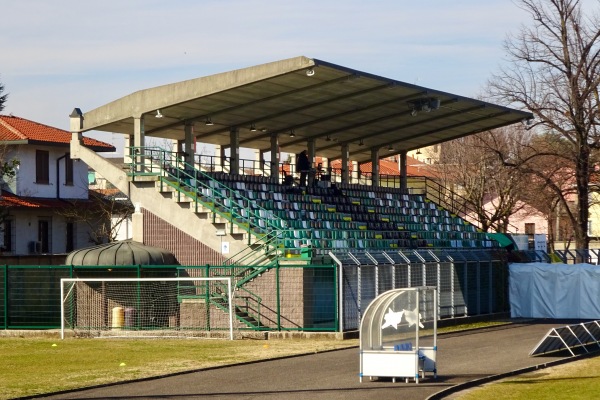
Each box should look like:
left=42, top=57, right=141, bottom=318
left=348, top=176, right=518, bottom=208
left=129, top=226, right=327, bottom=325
left=1, top=0, right=531, bottom=130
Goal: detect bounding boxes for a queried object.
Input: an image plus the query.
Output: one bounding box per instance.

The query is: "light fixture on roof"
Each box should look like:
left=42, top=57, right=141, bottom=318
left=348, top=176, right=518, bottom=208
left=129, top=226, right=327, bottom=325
left=416, top=149, right=422, bottom=155
left=388, top=144, right=394, bottom=152
left=359, top=139, right=364, bottom=146
left=250, top=123, right=257, bottom=132
left=155, top=110, right=163, bottom=118
left=408, top=98, right=440, bottom=116
left=326, top=135, right=332, bottom=142
left=205, top=117, right=214, bottom=126
left=289, top=129, right=295, bottom=138
left=306, top=68, right=315, bottom=77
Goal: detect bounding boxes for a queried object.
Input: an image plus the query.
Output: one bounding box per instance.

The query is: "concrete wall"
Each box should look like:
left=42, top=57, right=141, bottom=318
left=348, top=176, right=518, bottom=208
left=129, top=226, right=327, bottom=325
left=142, top=209, right=225, bottom=266
left=9, top=144, right=88, bottom=199
left=2, top=208, right=97, bottom=255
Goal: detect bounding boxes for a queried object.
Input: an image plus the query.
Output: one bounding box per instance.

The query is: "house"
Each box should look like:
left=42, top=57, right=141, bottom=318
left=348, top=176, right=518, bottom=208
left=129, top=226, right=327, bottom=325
left=0, top=115, right=115, bottom=255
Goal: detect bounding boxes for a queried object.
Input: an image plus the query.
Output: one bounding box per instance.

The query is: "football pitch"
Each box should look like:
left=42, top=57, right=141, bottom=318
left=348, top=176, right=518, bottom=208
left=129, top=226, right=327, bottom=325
left=0, top=337, right=356, bottom=399
left=1, top=322, right=599, bottom=400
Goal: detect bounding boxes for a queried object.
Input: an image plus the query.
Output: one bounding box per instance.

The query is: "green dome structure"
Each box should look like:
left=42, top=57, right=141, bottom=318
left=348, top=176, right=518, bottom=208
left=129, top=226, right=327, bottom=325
left=65, top=240, right=179, bottom=266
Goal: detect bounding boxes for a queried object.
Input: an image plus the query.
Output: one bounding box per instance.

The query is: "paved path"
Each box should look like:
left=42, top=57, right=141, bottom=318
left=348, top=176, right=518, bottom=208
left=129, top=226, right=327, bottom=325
left=35, top=321, right=575, bottom=400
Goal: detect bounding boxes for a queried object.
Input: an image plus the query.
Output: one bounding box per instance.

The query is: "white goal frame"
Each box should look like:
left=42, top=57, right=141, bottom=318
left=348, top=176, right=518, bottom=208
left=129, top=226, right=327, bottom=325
left=60, top=277, right=234, bottom=340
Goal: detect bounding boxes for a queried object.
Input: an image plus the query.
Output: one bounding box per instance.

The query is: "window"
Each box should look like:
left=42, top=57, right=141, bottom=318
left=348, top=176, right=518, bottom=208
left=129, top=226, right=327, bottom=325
left=38, top=218, right=51, bottom=253
left=524, top=223, right=535, bottom=235
left=2, top=219, right=14, bottom=253
left=65, top=155, right=74, bottom=186
left=66, top=222, right=75, bottom=252
left=36, top=150, right=50, bottom=184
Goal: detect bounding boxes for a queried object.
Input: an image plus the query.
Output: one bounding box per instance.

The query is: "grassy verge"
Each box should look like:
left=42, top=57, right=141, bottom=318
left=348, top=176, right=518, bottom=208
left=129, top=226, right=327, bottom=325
left=457, top=357, right=600, bottom=400
left=0, top=321, right=580, bottom=399
left=0, top=336, right=357, bottom=399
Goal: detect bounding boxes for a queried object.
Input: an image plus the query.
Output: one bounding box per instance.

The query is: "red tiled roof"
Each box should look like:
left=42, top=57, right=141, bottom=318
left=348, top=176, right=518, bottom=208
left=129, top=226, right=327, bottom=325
left=0, top=191, right=73, bottom=208
left=327, top=155, right=437, bottom=177
left=91, top=188, right=122, bottom=197
left=0, top=115, right=115, bottom=151
left=357, top=159, right=401, bottom=175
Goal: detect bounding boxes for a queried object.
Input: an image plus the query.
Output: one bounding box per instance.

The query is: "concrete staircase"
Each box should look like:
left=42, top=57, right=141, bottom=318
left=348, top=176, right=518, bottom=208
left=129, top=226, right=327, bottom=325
left=70, top=140, right=256, bottom=260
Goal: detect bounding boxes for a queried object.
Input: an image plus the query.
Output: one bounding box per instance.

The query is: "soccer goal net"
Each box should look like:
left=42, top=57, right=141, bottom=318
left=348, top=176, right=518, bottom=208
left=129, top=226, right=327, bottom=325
left=61, top=277, right=234, bottom=340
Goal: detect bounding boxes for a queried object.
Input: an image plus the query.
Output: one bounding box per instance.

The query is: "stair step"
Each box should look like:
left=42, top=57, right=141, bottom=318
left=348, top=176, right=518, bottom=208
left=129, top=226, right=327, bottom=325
left=151, top=165, right=285, bottom=267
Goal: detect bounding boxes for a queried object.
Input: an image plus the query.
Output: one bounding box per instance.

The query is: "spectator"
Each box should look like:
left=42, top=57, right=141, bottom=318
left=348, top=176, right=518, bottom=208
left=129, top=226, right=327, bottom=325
left=296, top=150, right=310, bottom=186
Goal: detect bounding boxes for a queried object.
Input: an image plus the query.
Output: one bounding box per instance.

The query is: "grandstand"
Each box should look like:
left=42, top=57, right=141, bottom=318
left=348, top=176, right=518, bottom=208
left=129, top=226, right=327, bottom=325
left=157, top=160, right=496, bottom=259
left=61, top=56, right=531, bottom=332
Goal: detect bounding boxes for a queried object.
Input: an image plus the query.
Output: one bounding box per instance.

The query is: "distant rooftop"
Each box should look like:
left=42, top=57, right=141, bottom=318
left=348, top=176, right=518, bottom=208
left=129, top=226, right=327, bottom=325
left=0, top=115, right=115, bottom=152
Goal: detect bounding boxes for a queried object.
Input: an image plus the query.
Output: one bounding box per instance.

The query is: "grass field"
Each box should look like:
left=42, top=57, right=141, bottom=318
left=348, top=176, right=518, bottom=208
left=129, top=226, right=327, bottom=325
left=0, top=336, right=358, bottom=399
left=1, top=322, right=598, bottom=400
left=456, top=357, right=600, bottom=400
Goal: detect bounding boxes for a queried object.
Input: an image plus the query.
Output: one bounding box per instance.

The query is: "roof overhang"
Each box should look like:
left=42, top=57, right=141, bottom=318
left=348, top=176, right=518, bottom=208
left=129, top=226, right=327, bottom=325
left=79, top=56, right=532, bottom=163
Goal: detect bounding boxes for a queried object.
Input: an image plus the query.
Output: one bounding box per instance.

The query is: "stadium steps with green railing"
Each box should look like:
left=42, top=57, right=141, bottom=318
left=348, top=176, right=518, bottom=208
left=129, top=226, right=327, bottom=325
left=156, top=177, right=279, bottom=245
left=210, top=288, right=267, bottom=330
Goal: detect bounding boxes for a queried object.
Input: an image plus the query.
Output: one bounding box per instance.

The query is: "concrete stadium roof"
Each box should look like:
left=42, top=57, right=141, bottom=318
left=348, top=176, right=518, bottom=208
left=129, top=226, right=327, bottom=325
left=79, top=56, right=532, bottom=163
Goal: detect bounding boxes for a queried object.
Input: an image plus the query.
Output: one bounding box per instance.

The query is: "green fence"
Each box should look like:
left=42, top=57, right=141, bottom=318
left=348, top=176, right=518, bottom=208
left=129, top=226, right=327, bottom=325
left=0, top=264, right=338, bottom=331
left=1, top=257, right=511, bottom=332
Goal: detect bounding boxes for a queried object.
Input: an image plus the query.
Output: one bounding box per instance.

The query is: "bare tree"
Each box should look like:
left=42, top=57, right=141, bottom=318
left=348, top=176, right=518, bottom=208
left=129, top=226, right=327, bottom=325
left=487, top=0, right=600, bottom=249
left=0, top=77, right=7, bottom=112
left=59, top=190, right=134, bottom=244
left=0, top=79, right=20, bottom=231
left=482, top=128, right=579, bottom=250
left=433, top=127, right=530, bottom=232
left=0, top=78, right=19, bottom=183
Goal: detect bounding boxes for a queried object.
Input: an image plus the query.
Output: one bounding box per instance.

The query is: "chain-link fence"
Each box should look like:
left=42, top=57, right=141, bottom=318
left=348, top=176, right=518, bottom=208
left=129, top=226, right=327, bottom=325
left=333, top=249, right=509, bottom=331
left=1, top=255, right=507, bottom=332
left=0, top=264, right=339, bottom=332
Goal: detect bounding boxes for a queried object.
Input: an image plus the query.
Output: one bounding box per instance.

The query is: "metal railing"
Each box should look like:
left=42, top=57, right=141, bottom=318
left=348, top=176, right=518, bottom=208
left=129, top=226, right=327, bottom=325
left=127, top=147, right=289, bottom=265
left=126, top=147, right=292, bottom=325
left=1, top=264, right=341, bottom=332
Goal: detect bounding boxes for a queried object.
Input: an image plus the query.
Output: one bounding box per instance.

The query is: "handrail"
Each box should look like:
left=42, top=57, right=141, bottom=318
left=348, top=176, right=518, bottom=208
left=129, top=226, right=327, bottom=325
left=126, top=147, right=497, bottom=249
left=206, top=280, right=264, bottom=329
left=236, top=285, right=264, bottom=328
left=415, top=176, right=519, bottom=233
left=127, top=146, right=288, bottom=266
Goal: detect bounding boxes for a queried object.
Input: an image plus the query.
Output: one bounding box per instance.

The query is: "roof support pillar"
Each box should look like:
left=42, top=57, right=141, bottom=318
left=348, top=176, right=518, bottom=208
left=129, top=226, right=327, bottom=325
left=400, top=151, right=408, bottom=193
left=184, top=122, right=195, bottom=166
left=213, top=145, right=223, bottom=172
left=351, top=160, right=359, bottom=184
left=255, top=149, right=263, bottom=175
left=260, top=151, right=268, bottom=176
left=341, top=143, right=350, bottom=183
left=176, top=139, right=184, bottom=155
left=133, top=115, right=145, bottom=173
left=270, top=132, right=280, bottom=183
left=371, top=148, right=380, bottom=187
left=230, top=128, right=239, bottom=174
left=69, top=108, right=84, bottom=159
left=124, top=135, right=133, bottom=164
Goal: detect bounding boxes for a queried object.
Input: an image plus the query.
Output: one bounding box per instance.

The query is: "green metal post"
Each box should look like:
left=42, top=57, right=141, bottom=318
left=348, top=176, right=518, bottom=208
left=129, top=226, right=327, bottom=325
left=276, top=263, right=281, bottom=331
left=206, top=265, right=211, bottom=331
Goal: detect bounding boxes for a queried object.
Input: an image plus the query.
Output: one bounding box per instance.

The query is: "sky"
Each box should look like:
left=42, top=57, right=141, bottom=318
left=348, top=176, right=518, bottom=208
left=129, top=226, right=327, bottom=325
left=0, top=0, right=532, bottom=154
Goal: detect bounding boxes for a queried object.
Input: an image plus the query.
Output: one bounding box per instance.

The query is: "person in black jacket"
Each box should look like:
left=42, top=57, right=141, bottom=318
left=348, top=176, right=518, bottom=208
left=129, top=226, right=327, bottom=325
left=296, top=150, right=310, bottom=187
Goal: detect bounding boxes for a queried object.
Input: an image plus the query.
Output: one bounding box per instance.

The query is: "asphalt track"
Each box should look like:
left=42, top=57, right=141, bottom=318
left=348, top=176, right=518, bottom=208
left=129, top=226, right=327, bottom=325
left=33, top=320, right=584, bottom=400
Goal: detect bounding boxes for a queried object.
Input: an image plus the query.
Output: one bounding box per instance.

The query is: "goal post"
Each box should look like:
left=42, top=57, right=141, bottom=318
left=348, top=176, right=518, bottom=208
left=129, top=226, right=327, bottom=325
left=60, top=277, right=234, bottom=340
